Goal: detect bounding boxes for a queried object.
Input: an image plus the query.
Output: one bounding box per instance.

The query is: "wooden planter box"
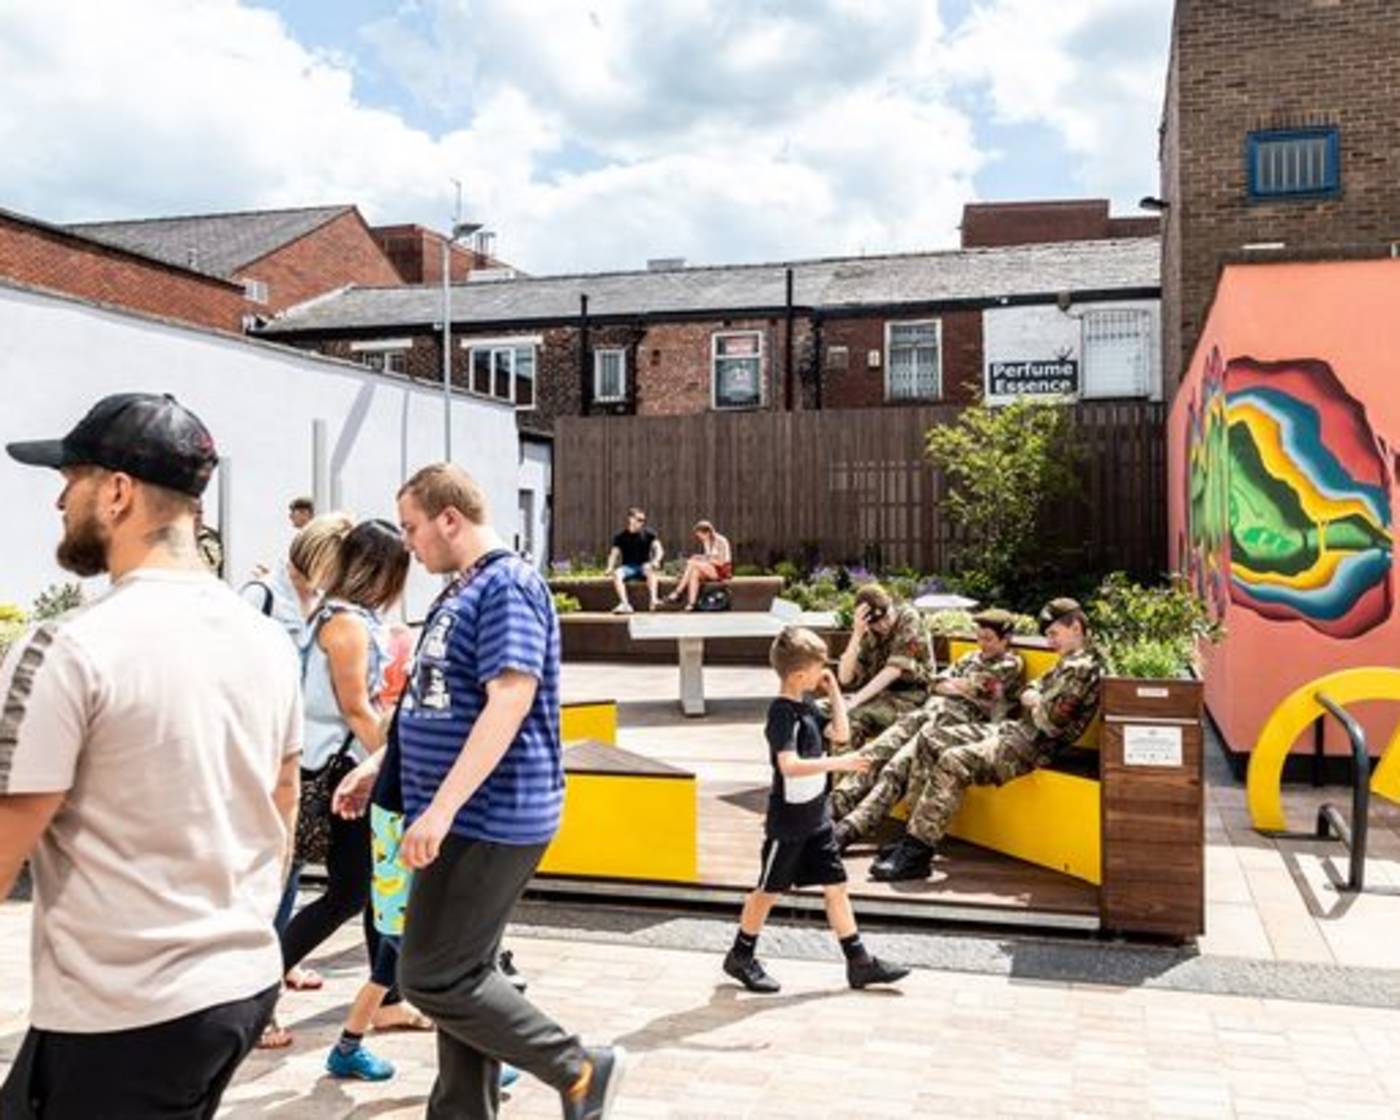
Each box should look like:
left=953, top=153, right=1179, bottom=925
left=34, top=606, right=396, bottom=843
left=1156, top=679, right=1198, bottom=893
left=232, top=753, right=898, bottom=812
left=1099, top=676, right=1205, bottom=941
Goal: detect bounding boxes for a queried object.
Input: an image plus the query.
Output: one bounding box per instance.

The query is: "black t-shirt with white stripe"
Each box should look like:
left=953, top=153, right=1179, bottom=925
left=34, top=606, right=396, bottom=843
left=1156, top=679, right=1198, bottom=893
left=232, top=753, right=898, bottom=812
left=764, top=697, right=831, bottom=840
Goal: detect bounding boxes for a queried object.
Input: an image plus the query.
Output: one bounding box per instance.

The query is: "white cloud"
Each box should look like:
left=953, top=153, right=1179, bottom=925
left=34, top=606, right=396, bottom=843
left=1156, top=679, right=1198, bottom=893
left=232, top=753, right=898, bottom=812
left=948, top=0, right=1171, bottom=206
left=0, top=0, right=1168, bottom=275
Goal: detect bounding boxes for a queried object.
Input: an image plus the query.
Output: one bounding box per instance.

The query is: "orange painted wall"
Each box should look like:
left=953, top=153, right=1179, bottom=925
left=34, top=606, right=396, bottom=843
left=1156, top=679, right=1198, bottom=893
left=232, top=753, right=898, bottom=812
left=1168, top=259, right=1400, bottom=757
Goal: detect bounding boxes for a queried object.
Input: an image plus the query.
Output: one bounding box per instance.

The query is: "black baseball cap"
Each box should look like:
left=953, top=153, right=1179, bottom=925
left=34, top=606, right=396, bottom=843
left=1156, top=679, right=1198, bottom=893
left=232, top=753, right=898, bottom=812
left=6, top=393, right=219, bottom=497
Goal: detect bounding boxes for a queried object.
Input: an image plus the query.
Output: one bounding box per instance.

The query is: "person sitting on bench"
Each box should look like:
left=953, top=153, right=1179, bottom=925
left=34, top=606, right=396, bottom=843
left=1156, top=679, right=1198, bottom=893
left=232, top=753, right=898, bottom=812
left=606, top=507, right=664, bottom=613
left=860, top=597, right=1103, bottom=883
left=831, top=584, right=936, bottom=749
left=664, top=519, right=732, bottom=610
left=831, top=608, right=1025, bottom=844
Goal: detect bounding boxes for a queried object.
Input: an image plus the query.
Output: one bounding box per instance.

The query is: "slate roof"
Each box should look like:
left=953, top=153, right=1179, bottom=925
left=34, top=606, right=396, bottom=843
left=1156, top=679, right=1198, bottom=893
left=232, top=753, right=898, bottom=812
left=260, top=236, right=1159, bottom=334
left=65, top=205, right=354, bottom=279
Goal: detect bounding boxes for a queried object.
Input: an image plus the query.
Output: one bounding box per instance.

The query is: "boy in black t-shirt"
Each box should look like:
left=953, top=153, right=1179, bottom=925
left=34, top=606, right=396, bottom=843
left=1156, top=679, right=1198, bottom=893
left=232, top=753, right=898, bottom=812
left=723, top=627, right=911, bottom=994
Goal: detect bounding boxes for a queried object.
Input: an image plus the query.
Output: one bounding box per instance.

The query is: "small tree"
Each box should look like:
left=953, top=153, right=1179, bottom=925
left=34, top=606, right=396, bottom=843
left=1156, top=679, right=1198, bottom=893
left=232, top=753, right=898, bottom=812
left=925, top=396, right=1080, bottom=608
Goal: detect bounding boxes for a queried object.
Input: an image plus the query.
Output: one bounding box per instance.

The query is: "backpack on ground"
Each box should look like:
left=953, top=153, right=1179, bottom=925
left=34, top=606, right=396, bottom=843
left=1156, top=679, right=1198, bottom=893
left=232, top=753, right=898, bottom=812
left=695, top=584, right=732, bottom=612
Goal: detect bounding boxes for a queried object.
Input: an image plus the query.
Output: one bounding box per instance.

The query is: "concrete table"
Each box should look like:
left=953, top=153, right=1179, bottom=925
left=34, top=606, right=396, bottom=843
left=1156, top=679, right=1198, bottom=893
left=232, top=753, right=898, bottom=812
left=628, top=603, right=839, bottom=716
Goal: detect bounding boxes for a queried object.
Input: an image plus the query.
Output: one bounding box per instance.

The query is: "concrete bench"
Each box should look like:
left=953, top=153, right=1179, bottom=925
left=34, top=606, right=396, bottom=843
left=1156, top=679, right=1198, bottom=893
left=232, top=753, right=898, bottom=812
left=537, top=739, right=697, bottom=883
left=550, top=575, right=782, bottom=614
left=627, top=602, right=840, bottom=716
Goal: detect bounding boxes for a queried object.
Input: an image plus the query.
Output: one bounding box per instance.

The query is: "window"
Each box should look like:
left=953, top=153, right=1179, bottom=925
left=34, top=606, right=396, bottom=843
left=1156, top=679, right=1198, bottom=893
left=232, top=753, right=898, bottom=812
left=1082, top=309, right=1153, bottom=398
left=349, top=338, right=411, bottom=376
left=712, top=331, right=764, bottom=409
left=594, top=348, right=627, bottom=402
left=466, top=342, right=536, bottom=409
left=242, top=277, right=268, bottom=304
left=825, top=345, right=850, bottom=371
left=1247, top=127, right=1340, bottom=199
left=885, top=320, right=941, bottom=400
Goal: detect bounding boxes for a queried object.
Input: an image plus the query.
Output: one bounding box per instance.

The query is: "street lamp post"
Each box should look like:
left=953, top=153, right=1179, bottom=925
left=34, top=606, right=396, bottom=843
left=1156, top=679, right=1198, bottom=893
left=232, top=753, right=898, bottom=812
left=441, top=180, right=480, bottom=463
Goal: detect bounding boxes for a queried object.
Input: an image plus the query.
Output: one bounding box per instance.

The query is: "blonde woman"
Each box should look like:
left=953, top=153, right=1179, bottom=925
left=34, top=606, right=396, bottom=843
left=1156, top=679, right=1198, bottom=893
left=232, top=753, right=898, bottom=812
left=666, top=519, right=733, bottom=609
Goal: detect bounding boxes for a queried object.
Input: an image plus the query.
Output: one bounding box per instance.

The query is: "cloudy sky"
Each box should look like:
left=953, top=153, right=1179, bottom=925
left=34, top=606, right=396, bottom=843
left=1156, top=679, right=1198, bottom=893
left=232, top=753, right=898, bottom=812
left=0, top=0, right=1172, bottom=275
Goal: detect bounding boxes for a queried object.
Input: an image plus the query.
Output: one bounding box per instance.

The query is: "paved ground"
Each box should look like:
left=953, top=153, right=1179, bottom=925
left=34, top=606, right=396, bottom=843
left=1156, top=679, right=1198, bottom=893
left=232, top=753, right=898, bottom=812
left=5, top=900, right=1400, bottom=1119
left=4, top=659, right=1399, bottom=1117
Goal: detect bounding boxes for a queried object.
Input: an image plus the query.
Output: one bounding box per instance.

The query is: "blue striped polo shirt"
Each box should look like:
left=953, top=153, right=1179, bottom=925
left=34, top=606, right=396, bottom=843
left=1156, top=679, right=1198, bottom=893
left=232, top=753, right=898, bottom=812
left=398, top=554, right=563, bottom=845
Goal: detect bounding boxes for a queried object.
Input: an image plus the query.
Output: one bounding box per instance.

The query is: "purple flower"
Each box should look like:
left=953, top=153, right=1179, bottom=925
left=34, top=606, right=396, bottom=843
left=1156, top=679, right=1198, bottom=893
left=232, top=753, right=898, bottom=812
left=846, top=566, right=876, bottom=585
left=550, top=559, right=573, bottom=573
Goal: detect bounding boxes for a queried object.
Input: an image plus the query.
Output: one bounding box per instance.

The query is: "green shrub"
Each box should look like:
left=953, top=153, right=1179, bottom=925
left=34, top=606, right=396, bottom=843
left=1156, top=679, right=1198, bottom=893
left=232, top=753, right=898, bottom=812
left=1089, top=572, right=1223, bottom=678
left=552, top=591, right=582, bottom=615
left=925, top=397, right=1080, bottom=611
left=924, top=609, right=976, bottom=637
left=773, top=559, right=803, bottom=586
left=732, top=563, right=766, bottom=577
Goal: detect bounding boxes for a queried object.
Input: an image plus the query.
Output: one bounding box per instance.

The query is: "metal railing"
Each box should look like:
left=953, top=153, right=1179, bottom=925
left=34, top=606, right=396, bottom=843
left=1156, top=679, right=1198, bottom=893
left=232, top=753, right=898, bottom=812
left=1313, top=692, right=1370, bottom=893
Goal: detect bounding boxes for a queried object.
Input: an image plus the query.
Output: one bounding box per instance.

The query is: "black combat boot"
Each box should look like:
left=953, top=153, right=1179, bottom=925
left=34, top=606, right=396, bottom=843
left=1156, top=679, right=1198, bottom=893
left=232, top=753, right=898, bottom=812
left=847, top=956, right=912, bottom=989
left=869, top=836, right=933, bottom=882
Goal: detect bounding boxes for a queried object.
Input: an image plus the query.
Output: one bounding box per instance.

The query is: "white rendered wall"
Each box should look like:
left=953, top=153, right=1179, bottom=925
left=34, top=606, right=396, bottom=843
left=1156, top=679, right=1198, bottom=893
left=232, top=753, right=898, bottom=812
left=0, top=283, right=519, bottom=619
left=517, top=440, right=553, bottom=570
left=981, top=299, right=1161, bottom=404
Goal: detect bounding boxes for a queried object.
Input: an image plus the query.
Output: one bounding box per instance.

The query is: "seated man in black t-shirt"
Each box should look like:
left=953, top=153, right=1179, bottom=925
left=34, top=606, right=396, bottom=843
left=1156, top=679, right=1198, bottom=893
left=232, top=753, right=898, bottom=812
left=606, top=507, right=664, bottom=613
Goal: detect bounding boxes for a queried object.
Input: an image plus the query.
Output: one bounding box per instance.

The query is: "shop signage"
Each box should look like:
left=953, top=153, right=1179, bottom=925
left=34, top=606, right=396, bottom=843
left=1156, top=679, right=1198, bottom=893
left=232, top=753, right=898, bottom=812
left=987, top=358, right=1079, bottom=397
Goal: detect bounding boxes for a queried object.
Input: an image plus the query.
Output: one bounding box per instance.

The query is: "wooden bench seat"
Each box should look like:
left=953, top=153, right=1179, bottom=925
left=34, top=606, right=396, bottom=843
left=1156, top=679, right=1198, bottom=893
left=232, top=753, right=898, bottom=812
left=550, top=575, right=782, bottom=613
left=537, top=739, right=697, bottom=882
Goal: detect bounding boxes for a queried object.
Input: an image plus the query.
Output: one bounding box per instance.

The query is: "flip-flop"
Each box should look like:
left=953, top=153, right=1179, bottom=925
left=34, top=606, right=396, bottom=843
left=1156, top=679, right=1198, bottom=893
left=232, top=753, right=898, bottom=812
left=256, top=1021, right=294, bottom=1050
left=371, top=1006, right=434, bottom=1033
left=284, top=967, right=324, bottom=991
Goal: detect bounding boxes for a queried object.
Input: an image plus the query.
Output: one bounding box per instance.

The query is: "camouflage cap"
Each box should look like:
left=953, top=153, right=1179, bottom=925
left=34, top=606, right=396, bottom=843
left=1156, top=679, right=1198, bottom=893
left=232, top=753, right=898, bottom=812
left=1038, top=597, right=1085, bottom=633
left=971, top=607, right=1016, bottom=636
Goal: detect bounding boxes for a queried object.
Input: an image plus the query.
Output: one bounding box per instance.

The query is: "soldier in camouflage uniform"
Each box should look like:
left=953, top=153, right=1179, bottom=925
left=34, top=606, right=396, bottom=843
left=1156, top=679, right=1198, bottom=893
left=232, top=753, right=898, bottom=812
left=828, top=584, right=935, bottom=750
left=831, top=609, right=1024, bottom=844
left=868, top=597, right=1104, bottom=882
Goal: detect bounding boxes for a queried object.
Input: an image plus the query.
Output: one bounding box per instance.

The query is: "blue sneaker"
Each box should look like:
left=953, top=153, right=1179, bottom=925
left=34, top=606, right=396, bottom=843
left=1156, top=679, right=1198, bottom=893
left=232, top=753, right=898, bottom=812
left=326, top=1043, right=395, bottom=1081
left=501, top=1064, right=521, bottom=1088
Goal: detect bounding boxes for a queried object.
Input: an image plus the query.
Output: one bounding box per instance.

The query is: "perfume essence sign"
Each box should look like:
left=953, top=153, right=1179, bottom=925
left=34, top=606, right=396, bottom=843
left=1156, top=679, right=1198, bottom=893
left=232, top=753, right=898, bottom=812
left=987, top=358, right=1080, bottom=397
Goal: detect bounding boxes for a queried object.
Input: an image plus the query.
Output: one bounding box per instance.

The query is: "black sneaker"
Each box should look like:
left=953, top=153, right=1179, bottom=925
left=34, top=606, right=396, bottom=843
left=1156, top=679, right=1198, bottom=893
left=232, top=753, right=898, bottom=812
left=869, top=837, right=933, bottom=882
left=722, top=950, right=781, bottom=993
left=561, top=1045, right=627, bottom=1120
left=499, top=950, right=527, bottom=994
left=848, top=956, right=911, bottom=989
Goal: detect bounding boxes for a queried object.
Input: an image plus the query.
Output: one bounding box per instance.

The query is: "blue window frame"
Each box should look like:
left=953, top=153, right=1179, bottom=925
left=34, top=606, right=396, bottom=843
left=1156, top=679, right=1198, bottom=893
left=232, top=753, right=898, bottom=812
left=1246, top=127, right=1340, bottom=200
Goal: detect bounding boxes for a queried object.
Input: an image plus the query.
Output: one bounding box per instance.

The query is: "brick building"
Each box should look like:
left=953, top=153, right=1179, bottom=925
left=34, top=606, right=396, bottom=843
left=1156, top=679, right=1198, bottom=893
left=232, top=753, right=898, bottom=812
left=369, top=223, right=519, bottom=285
left=261, top=204, right=1160, bottom=440
left=0, top=205, right=248, bottom=331
left=67, top=204, right=402, bottom=317
left=1159, top=0, right=1400, bottom=396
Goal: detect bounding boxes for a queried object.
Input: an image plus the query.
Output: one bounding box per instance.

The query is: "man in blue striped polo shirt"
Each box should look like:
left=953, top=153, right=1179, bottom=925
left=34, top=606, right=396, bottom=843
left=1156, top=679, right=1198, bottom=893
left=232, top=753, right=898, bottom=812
left=390, top=463, right=625, bottom=1120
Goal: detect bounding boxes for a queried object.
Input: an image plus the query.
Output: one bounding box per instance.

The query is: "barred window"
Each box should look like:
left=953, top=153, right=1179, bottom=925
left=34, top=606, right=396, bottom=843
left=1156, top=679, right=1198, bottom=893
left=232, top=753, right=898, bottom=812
left=712, top=332, right=763, bottom=409
left=594, top=349, right=627, bottom=402
left=885, top=320, right=940, bottom=401
left=1082, top=309, right=1152, bottom=398
left=1247, top=128, right=1339, bottom=199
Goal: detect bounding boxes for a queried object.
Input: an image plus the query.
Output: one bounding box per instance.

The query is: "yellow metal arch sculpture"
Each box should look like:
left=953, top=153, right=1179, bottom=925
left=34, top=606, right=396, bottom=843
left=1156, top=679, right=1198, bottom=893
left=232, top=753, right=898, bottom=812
left=1247, top=668, right=1400, bottom=832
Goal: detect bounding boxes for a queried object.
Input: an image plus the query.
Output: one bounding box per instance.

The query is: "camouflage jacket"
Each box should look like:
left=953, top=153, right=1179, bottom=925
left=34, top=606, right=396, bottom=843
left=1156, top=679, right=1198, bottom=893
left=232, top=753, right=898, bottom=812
left=1018, top=645, right=1104, bottom=749
left=937, top=648, right=1025, bottom=722
left=853, top=603, right=935, bottom=692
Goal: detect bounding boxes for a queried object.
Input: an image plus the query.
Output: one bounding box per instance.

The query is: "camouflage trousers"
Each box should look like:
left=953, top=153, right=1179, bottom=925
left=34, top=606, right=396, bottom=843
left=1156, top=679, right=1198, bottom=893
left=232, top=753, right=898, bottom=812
left=832, top=688, right=930, bottom=752
left=904, top=724, right=1048, bottom=847
left=830, top=696, right=985, bottom=839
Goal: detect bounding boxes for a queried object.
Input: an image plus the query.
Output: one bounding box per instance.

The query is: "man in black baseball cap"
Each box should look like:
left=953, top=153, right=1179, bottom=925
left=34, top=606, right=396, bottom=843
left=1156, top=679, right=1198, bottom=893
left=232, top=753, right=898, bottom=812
left=1, top=392, right=297, bottom=1119
left=6, top=393, right=219, bottom=577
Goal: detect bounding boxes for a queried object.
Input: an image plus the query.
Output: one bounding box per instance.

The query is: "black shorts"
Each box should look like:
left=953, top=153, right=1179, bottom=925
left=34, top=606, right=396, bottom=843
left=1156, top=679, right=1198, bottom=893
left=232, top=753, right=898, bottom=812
left=756, top=826, right=847, bottom=892
left=0, top=984, right=277, bottom=1119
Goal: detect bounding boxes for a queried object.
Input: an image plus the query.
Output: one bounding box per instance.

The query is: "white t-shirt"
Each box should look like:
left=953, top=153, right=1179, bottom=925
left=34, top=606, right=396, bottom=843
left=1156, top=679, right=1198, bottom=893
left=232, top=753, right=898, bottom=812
left=0, top=568, right=303, bottom=1032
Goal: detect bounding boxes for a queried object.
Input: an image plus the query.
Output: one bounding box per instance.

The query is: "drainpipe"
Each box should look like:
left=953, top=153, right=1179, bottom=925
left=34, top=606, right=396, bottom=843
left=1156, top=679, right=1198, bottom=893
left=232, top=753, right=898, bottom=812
left=812, top=310, right=824, bottom=410
left=783, top=267, right=795, bottom=411
left=579, top=293, right=590, bottom=413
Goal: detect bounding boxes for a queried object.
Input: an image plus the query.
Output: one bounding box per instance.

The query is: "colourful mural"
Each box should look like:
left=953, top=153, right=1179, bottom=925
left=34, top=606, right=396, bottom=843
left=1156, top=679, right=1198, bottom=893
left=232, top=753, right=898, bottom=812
left=1183, top=350, right=1393, bottom=639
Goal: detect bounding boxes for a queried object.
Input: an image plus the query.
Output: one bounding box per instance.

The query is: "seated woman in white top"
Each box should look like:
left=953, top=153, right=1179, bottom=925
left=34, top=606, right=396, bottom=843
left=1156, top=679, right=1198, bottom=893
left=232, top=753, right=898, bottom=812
left=665, top=518, right=733, bottom=610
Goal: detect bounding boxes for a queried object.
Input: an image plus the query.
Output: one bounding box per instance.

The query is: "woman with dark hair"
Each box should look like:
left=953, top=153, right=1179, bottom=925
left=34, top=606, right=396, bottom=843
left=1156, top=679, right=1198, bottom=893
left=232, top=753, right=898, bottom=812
left=665, top=519, right=733, bottom=610
left=270, top=520, right=414, bottom=1068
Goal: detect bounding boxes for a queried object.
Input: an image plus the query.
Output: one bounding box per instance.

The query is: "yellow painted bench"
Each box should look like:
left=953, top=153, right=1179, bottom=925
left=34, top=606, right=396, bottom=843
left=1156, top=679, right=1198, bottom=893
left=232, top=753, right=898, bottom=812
left=538, top=740, right=698, bottom=883
left=561, top=699, right=618, bottom=746
left=894, top=639, right=1103, bottom=884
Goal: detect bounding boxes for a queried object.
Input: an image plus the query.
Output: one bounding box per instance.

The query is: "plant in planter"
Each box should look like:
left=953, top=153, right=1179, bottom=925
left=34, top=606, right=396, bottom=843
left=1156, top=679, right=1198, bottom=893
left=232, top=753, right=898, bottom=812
left=552, top=591, right=582, bottom=616
left=0, top=602, right=27, bottom=663
left=1089, top=571, right=1223, bottom=679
